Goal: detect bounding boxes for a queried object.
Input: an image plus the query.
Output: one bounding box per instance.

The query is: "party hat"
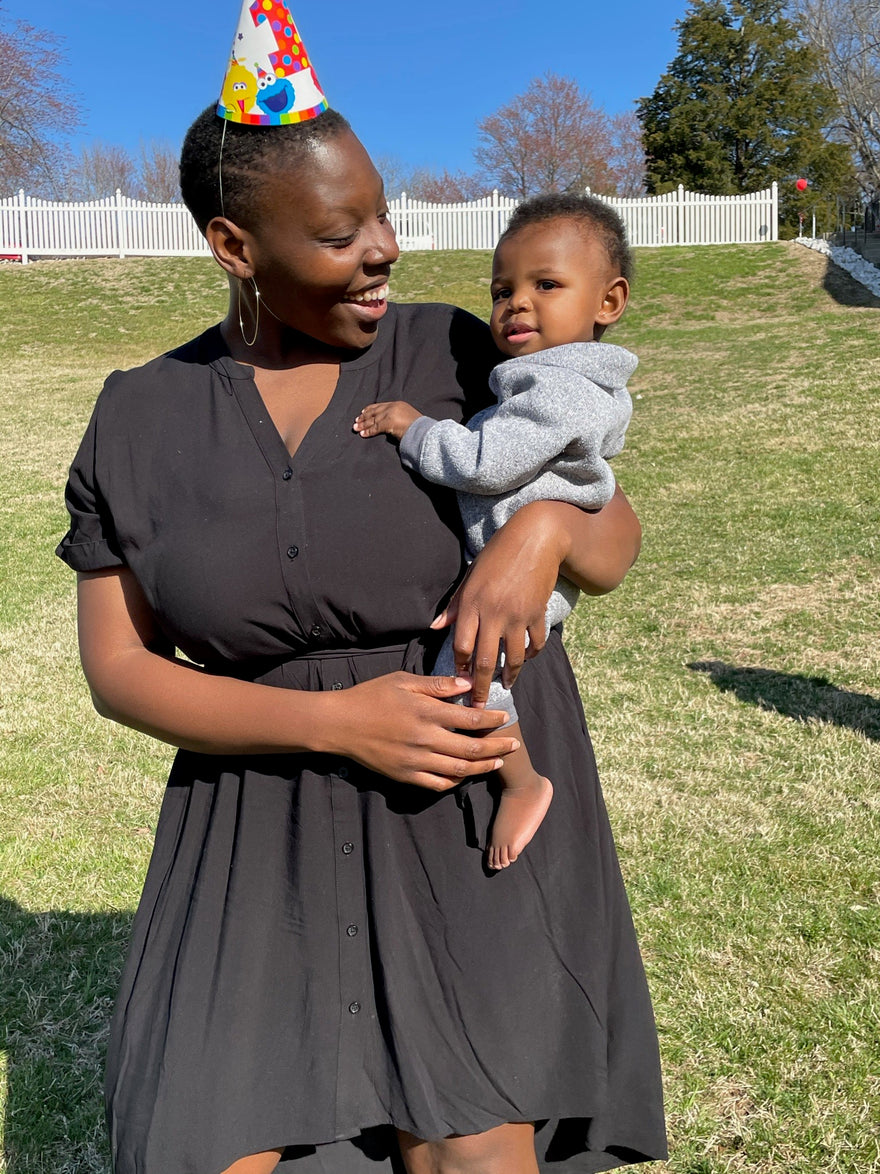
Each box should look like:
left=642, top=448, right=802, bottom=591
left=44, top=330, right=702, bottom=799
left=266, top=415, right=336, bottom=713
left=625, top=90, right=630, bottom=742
left=217, top=1, right=328, bottom=126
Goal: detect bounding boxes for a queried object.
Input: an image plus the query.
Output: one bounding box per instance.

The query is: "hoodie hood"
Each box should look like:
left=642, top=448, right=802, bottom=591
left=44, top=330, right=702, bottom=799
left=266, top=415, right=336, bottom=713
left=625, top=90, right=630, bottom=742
left=492, top=341, right=637, bottom=402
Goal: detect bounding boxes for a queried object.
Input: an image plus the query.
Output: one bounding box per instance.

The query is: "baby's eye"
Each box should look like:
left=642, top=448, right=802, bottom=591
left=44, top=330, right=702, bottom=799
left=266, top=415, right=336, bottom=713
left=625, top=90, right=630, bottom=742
left=537, top=280, right=558, bottom=291
left=491, top=288, right=511, bottom=302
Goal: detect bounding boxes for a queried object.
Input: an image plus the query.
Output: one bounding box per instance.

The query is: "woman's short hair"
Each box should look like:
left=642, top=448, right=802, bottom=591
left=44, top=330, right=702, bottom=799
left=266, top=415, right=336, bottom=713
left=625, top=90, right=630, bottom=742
left=499, top=192, right=634, bottom=284
left=179, top=105, right=351, bottom=233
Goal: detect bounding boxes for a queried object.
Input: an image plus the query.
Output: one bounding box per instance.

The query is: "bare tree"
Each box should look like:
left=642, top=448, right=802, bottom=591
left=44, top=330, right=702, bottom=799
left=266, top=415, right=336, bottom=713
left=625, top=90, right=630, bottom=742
left=137, top=139, right=181, bottom=202
left=607, top=111, right=648, bottom=197
left=406, top=167, right=487, bottom=202
left=374, top=154, right=487, bottom=202
left=65, top=141, right=138, bottom=200
left=791, top=0, right=880, bottom=195
left=0, top=5, right=78, bottom=195
left=474, top=73, right=616, bottom=198
left=372, top=153, right=413, bottom=200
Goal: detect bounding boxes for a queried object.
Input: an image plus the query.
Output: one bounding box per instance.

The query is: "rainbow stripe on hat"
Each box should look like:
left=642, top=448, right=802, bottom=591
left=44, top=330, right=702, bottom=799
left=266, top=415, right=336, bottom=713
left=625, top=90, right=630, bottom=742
left=217, top=1, right=328, bottom=126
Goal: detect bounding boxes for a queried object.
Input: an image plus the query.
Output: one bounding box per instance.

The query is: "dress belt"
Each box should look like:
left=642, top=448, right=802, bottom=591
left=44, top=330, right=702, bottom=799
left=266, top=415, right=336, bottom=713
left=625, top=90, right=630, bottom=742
left=293, top=642, right=411, bottom=662
left=214, top=637, right=434, bottom=681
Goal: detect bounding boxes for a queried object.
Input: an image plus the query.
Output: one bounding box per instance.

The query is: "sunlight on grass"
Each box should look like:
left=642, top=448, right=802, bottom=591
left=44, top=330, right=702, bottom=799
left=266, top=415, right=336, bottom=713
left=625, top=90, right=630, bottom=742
left=1, top=242, right=878, bottom=1172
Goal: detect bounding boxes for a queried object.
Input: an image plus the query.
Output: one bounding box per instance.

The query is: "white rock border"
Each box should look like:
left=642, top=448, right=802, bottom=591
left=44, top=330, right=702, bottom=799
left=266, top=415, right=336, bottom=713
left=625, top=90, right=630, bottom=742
left=796, top=236, right=880, bottom=297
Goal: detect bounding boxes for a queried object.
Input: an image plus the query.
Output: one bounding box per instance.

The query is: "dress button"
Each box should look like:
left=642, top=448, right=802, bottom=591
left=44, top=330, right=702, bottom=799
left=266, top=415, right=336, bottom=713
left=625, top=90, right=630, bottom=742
left=341, top=842, right=354, bottom=855
left=286, top=545, right=299, bottom=559
left=282, top=467, right=293, bottom=480
left=331, top=681, right=344, bottom=691
left=338, top=765, right=349, bottom=780
left=348, top=1001, right=361, bottom=1015
left=310, top=624, right=323, bottom=638
left=346, top=924, right=359, bottom=937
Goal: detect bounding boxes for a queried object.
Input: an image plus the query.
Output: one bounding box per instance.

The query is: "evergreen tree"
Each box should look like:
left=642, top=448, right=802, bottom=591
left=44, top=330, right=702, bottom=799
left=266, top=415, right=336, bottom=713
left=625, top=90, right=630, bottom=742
left=637, top=0, right=853, bottom=229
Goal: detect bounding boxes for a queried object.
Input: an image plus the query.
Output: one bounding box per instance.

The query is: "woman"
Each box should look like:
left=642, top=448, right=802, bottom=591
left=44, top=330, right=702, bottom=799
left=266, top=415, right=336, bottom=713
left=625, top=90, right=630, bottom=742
left=57, top=105, right=666, bottom=1174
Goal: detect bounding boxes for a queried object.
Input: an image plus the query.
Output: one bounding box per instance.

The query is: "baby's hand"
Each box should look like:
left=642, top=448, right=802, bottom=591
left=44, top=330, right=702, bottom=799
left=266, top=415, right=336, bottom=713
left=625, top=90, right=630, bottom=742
left=353, top=401, right=421, bottom=440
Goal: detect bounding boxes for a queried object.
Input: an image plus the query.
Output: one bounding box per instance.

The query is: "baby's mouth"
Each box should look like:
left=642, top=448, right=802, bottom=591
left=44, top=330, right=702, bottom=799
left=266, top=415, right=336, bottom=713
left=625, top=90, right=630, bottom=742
left=505, top=322, right=537, bottom=340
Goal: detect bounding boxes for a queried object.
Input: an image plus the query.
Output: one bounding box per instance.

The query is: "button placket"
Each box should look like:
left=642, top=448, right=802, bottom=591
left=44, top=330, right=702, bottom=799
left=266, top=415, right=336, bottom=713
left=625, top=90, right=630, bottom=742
left=329, top=773, right=373, bottom=1131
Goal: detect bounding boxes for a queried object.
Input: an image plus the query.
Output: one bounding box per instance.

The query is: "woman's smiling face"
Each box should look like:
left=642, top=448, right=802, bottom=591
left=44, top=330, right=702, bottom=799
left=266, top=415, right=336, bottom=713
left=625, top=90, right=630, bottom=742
left=241, top=129, right=399, bottom=351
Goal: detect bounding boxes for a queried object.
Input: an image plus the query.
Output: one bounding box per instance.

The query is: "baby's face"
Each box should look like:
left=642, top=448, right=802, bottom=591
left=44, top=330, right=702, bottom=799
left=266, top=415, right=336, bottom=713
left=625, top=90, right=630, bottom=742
left=489, top=218, right=627, bottom=357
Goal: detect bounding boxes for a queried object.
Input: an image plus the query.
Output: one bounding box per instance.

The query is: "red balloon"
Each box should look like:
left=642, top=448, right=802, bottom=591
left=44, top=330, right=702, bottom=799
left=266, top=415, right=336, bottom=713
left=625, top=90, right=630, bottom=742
left=796, top=177, right=809, bottom=191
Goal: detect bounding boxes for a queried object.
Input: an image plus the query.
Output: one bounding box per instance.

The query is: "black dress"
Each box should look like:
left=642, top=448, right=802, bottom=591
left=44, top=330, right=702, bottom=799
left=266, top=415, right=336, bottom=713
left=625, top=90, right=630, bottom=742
left=57, top=304, right=667, bottom=1174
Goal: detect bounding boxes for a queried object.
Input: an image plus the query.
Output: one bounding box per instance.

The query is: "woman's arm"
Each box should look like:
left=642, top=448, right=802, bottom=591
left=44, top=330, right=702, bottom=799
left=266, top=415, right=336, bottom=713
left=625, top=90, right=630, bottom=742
left=431, top=485, right=641, bottom=704
left=555, top=485, right=642, bottom=594
left=77, top=568, right=521, bottom=791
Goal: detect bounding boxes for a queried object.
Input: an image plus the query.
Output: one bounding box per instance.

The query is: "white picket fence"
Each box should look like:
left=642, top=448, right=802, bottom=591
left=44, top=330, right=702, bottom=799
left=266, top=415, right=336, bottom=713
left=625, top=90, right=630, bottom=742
left=0, top=183, right=778, bottom=263
left=394, top=184, right=779, bottom=249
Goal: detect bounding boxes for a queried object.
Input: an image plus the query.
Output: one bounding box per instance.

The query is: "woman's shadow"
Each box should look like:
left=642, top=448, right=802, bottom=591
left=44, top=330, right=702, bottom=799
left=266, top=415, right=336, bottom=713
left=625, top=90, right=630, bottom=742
left=688, top=660, right=880, bottom=740
left=0, top=895, right=132, bottom=1171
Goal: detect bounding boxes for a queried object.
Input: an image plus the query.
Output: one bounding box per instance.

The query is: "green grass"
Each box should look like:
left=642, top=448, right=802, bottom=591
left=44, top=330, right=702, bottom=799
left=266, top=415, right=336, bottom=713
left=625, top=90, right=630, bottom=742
left=1, top=242, right=879, bottom=1173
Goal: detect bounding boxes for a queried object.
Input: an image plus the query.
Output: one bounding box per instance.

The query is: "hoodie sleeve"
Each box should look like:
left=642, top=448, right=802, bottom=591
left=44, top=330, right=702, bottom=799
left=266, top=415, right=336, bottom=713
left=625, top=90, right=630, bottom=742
left=398, top=360, right=631, bottom=497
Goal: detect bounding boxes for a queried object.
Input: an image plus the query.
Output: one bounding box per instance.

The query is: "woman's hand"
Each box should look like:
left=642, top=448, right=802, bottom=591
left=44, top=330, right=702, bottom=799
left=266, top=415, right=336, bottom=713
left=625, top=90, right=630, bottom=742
left=431, top=507, right=563, bottom=705
left=329, top=673, right=520, bottom=791
left=76, top=569, right=519, bottom=787
left=431, top=488, right=641, bottom=705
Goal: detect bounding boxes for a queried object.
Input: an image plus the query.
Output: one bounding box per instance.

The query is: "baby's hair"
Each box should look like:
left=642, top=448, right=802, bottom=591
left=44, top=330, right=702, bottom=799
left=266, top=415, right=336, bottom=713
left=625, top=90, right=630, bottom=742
left=500, top=192, right=634, bottom=285
left=179, top=104, right=352, bottom=233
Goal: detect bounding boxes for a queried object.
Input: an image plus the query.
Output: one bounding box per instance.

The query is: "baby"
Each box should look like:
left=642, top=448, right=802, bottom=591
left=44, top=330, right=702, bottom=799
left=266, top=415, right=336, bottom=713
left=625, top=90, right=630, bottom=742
left=354, top=193, right=636, bottom=870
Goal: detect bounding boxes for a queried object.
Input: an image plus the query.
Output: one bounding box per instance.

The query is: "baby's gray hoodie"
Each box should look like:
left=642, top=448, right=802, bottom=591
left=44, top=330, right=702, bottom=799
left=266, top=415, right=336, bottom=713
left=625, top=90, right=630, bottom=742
left=398, top=339, right=637, bottom=722
left=399, top=340, right=636, bottom=559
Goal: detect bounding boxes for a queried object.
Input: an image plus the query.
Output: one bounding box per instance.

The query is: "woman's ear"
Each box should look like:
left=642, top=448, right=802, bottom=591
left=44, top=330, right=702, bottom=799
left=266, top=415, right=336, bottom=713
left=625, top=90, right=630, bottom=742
left=597, top=276, right=630, bottom=326
left=205, top=217, right=254, bottom=281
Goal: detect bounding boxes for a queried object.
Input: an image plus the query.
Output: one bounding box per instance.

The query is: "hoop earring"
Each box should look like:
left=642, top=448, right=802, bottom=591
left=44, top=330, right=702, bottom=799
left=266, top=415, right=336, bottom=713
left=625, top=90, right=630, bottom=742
left=238, top=276, right=260, bottom=347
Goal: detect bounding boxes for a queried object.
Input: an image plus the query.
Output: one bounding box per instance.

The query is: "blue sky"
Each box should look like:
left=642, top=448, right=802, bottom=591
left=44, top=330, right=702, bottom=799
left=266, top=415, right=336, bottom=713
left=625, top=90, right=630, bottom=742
left=3, top=0, right=686, bottom=174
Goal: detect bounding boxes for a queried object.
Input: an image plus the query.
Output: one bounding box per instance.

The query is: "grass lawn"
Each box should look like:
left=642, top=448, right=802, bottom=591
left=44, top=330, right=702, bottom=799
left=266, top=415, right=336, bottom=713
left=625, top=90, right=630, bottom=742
left=1, top=241, right=878, bottom=1173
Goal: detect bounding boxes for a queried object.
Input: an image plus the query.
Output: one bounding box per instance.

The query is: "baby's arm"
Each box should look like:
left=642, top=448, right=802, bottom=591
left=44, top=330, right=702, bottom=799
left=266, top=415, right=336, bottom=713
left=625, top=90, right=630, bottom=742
left=356, top=381, right=584, bottom=494
left=353, top=401, right=421, bottom=440
left=400, top=377, right=627, bottom=497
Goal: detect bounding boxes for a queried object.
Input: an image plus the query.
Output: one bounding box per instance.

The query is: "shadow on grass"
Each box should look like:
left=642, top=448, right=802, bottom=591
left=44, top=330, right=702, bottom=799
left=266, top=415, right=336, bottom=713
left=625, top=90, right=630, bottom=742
left=688, top=661, right=880, bottom=741
left=0, top=895, right=131, bottom=1172
left=821, top=255, right=880, bottom=309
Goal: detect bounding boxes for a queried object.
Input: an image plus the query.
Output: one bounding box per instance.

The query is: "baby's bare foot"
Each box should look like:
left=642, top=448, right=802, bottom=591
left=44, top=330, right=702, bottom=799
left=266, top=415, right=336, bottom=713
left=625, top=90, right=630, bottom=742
left=487, top=776, right=553, bottom=870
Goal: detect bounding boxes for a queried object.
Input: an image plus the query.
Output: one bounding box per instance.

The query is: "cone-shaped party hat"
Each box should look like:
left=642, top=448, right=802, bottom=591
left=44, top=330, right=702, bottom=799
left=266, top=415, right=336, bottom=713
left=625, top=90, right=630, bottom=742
left=217, top=1, right=328, bottom=125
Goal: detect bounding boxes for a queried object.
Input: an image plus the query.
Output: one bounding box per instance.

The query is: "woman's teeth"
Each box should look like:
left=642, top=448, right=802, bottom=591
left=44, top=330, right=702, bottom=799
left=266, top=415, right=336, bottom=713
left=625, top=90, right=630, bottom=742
left=345, top=285, right=389, bottom=303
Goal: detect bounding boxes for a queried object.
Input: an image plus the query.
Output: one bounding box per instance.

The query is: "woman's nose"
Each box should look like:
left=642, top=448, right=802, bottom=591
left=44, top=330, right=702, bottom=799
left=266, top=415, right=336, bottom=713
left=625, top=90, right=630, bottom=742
left=365, top=221, right=400, bottom=268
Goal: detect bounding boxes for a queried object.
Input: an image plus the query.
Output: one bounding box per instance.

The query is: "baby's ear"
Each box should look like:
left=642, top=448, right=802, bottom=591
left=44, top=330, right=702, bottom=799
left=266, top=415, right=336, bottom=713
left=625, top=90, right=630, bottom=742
left=597, top=276, right=629, bottom=326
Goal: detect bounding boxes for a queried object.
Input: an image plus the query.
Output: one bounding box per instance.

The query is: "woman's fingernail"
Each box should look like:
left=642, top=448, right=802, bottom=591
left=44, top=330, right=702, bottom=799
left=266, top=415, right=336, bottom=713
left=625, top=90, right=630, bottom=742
left=510, top=740, right=521, bottom=751
left=454, top=677, right=471, bottom=687
left=493, top=759, right=504, bottom=770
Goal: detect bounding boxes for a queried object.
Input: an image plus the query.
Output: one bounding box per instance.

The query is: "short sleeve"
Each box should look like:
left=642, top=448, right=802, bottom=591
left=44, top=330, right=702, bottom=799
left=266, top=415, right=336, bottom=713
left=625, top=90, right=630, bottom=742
left=55, top=392, right=125, bottom=572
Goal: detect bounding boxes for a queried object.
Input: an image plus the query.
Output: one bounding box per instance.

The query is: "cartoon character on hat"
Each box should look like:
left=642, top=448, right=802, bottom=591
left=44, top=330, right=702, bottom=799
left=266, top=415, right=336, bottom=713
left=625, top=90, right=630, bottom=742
left=255, top=66, right=296, bottom=117
left=217, top=0, right=328, bottom=126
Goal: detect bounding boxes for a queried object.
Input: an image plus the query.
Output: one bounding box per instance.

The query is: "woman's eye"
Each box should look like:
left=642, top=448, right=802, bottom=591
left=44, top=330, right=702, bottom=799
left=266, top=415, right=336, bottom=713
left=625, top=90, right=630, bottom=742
left=325, top=233, right=357, bottom=248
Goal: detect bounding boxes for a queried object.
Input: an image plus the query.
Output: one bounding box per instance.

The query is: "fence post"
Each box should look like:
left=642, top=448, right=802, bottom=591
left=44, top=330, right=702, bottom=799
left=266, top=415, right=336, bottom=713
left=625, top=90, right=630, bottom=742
left=115, top=189, right=125, bottom=259
left=771, top=181, right=778, bottom=242
left=677, top=184, right=685, bottom=246
left=17, top=189, right=29, bottom=264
